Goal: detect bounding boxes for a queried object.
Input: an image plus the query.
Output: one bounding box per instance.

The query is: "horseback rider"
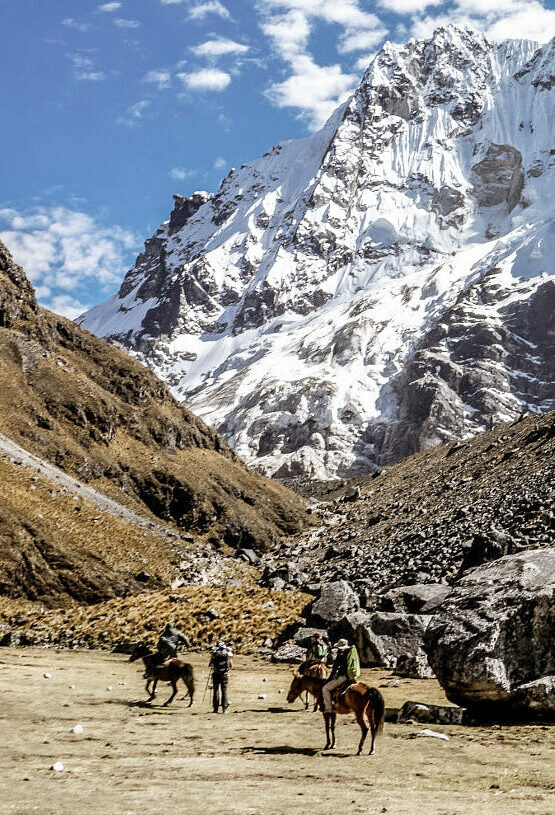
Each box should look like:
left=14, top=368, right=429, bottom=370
left=322, top=638, right=360, bottom=713
left=306, top=632, right=328, bottom=664
left=209, top=641, right=233, bottom=713
left=157, top=622, right=190, bottom=663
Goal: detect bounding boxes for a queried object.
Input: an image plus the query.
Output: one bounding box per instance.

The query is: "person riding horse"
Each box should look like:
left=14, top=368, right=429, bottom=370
left=322, top=638, right=360, bottom=713
left=299, top=632, right=328, bottom=675
left=157, top=622, right=190, bottom=663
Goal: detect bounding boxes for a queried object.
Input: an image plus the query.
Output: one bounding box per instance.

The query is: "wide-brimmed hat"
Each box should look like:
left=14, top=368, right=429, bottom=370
left=335, top=639, right=350, bottom=650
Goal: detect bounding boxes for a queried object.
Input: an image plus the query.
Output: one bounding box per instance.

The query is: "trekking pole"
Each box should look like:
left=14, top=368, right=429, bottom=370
left=202, top=671, right=212, bottom=703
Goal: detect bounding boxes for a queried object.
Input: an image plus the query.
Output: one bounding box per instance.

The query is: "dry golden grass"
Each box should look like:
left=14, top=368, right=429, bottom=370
left=0, top=455, right=177, bottom=585
left=0, top=583, right=308, bottom=652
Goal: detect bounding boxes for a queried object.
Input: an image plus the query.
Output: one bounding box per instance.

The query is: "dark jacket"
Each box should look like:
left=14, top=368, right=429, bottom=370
left=330, top=648, right=349, bottom=679
left=157, top=628, right=189, bottom=659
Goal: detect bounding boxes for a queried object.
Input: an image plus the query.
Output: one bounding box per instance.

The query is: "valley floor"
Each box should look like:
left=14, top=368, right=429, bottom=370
left=1, top=648, right=553, bottom=815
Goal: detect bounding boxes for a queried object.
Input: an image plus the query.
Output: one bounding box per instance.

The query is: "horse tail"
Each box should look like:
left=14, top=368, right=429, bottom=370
left=365, top=687, right=385, bottom=736
left=182, top=664, right=195, bottom=703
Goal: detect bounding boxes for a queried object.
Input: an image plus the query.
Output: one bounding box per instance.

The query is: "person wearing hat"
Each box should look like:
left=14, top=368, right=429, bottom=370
left=209, top=641, right=233, bottom=713
left=157, top=622, right=190, bottom=663
left=322, top=638, right=356, bottom=713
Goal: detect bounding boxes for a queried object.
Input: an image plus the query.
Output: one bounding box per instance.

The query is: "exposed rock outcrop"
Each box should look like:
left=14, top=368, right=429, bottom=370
left=424, top=549, right=555, bottom=717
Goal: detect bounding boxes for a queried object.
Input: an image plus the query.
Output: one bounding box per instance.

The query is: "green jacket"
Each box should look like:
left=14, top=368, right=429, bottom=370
left=306, top=641, right=328, bottom=661
left=346, top=645, right=360, bottom=680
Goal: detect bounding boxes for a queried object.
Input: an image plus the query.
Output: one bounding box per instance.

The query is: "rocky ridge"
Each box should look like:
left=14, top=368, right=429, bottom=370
left=260, top=411, right=554, bottom=597
left=81, top=27, right=554, bottom=479
left=0, top=240, right=308, bottom=604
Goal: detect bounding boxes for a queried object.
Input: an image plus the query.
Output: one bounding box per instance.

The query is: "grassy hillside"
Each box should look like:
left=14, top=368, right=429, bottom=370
left=0, top=240, right=308, bottom=604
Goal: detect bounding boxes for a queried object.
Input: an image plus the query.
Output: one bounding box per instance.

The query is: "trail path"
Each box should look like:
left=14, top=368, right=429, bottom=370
left=0, top=431, right=180, bottom=541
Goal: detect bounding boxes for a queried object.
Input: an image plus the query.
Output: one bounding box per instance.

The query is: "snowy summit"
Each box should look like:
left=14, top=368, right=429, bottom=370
left=80, top=26, right=555, bottom=480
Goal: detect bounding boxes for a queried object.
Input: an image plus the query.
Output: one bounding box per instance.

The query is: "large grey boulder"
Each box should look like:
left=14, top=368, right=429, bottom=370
left=340, top=610, right=429, bottom=669
left=378, top=584, right=450, bottom=614
left=272, top=642, right=305, bottom=663
left=308, top=581, right=359, bottom=626
left=425, top=549, right=555, bottom=717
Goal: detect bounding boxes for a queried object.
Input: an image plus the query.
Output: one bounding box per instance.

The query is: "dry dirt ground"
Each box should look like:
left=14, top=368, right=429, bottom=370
left=1, top=648, right=553, bottom=815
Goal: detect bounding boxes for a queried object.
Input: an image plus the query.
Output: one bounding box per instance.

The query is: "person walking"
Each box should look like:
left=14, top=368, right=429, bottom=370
left=209, top=641, right=233, bottom=713
left=322, top=639, right=360, bottom=713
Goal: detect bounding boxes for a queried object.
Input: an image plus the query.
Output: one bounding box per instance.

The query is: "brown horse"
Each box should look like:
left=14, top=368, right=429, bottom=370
left=287, top=673, right=385, bottom=755
left=129, top=644, right=195, bottom=707
left=298, top=661, right=328, bottom=710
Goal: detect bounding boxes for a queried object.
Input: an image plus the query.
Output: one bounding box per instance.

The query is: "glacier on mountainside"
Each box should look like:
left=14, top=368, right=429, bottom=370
left=80, top=26, right=555, bottom=479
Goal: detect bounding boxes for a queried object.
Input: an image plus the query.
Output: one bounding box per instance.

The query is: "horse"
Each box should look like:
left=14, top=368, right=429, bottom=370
left=129, top=644, right=195, bottom=707
left=287, top=673, right=385, bottom=755
left=297, top=661, right=328, bottom=710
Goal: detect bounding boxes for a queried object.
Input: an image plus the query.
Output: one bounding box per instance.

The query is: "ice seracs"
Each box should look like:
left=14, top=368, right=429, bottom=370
left=80, top=26, right=555, bottom=479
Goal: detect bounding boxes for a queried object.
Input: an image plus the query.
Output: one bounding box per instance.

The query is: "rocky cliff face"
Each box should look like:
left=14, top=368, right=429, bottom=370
left=81, top=26, right=555, bottom=479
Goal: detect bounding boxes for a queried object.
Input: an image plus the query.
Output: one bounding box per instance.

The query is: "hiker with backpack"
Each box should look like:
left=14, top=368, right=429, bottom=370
left=322, top=638, right=360, bottom=713
left=209, top=641, right=233, bottom=713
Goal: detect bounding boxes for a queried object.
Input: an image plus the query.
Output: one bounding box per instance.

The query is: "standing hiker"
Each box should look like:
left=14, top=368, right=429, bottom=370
left=209, top=641, right=233, bottom=713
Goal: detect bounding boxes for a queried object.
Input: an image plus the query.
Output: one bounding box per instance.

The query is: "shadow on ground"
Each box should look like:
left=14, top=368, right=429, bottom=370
left=241, top=745, right=320, bottom=756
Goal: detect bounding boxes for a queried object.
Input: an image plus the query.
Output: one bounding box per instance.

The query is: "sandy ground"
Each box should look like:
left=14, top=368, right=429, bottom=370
left=1, top=648, right=553, bottom=815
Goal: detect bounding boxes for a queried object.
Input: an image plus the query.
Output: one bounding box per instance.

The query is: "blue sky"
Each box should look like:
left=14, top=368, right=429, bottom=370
left=1, top=0, right=554, bottom=318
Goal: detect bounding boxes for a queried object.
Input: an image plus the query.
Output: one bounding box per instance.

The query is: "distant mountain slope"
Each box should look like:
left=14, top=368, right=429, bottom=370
left=0, top=241, right=307, bottom=604
left=81, top=26, right=554, bottom=479
left=260, top=411, right=555, bottom=596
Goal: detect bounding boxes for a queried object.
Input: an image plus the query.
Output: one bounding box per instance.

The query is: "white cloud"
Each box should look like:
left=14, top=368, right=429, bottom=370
left=98, top=2, right=122, bottom=11
left=0, top=206, right=138, bottom=318
left=258, top=2, right=384, bottom=128
left=266, top=56, right=356, bottom=129
left=62, top=17, right=92, bottom=32
left=187, top=2, right=231, bottom=20
left=69, top=53, right=106, bottom=82
left=339, top=28, right=387, bottom=53
left=117, top=99, right=151, bottom=127
left=354, top=52, right=378, bottom=71
left=481, top=2, right=555, bottom=41
left=143, top=69, right=171, bottom=88
left=178, top=68, right=231, bottom=91
left=190, top=38, right=249, bottom=58
left=214, top=156, right=227, bottom=170
left=113, top=18, right=142, bottom=29
left=379, top=0, right=442, bottom=13
left=410, top=0, right=555, bottom=43
left=48, top=294, right=91, bottom=320
left=77, top=71, right=106, bottom=81
left=169, top=167, right=198, bottom=181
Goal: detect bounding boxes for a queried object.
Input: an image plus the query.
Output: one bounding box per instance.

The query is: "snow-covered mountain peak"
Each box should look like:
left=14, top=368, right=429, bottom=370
left=80, top=27, right=554, bottom=480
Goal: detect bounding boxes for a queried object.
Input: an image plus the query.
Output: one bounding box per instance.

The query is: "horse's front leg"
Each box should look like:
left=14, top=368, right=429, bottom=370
left=147, top=678, right=158, bottom=701
left=304, top=691, right=309, bottom=711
